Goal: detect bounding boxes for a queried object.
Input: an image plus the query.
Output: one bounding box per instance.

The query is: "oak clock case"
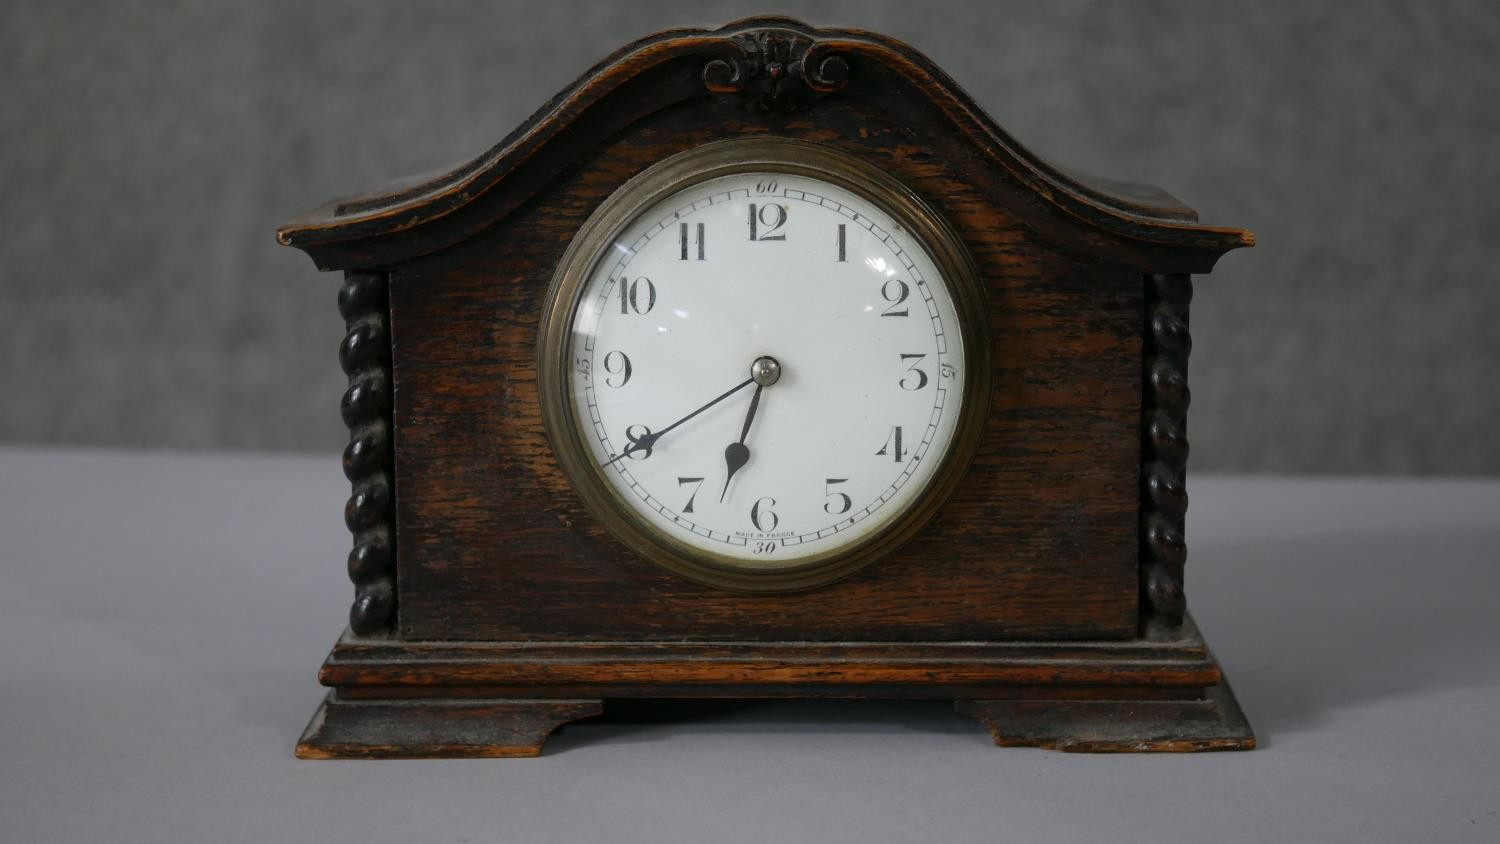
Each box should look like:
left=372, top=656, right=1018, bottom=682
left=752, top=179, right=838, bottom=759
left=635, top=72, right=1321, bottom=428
left=277, top=17, right=1256, bottom=758
left=538, top=138, right=991, bottom=592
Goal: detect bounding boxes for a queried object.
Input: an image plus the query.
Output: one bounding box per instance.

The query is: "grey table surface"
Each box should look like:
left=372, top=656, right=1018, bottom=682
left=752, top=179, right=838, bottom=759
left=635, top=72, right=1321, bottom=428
left=2, top=447, right=1497, bottom=843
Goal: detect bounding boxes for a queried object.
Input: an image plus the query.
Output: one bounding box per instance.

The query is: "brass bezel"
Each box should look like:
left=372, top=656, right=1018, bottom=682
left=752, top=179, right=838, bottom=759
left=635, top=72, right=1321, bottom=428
left=537, top=137, right=992, bottom=593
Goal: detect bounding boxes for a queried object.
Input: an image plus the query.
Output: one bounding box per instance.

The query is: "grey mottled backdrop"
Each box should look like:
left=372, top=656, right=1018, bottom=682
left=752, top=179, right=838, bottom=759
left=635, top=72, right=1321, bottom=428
left=3, top=1, right=1497, bottom=473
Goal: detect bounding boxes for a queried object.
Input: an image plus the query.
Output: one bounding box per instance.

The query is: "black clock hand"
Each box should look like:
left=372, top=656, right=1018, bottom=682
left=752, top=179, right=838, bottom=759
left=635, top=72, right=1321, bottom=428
left=602, top=376, right=755, bottom=467
left=719, top=382, right=763, bottom=502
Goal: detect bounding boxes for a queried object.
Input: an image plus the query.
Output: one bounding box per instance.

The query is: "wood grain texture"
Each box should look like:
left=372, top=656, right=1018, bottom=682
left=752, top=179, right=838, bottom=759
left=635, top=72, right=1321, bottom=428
left=301, top=616, right=1251, bottom=754
left=296, top=696, right=602, bottom=759
left=310, top=616, right=1222, bottom=694
left=278, top=17, right=1257, bottom=754
left=388, top=95, right=1144, bottom=641
left=957, top=678, right=1255, bottom=752
left=276, top=17, right=1251, bottom=274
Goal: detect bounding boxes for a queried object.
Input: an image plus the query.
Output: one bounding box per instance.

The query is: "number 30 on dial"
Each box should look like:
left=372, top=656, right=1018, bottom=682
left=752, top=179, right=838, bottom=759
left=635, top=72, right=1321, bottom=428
left=539, top=138, right=990, bottom=591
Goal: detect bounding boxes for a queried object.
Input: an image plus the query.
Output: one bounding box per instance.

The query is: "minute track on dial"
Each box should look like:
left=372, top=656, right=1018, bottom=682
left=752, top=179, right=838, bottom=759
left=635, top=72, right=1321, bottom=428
left=550, top=145, right=976, bottom=581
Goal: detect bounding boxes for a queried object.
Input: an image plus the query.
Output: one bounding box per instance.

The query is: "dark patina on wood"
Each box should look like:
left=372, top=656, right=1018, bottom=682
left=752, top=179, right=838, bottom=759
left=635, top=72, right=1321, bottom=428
left=280, top=16, right=1254, bottom=756
left=337, top=271, right=396, bottom=635
left=297, top=697, right=602, bottom=759
left=1141, top=272, right=1194, bottom=633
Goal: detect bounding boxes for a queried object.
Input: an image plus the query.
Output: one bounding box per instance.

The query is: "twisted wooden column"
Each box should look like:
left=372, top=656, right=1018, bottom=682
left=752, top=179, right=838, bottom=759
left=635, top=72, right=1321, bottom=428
left=338, top=271, right=395, bottom=636
left=1141, top=272, right=1192, bottom=630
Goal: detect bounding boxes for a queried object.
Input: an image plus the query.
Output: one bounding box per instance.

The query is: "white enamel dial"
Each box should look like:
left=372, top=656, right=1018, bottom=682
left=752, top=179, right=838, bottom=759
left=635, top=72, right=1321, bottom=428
left=562, top=165, right=969, bottom=573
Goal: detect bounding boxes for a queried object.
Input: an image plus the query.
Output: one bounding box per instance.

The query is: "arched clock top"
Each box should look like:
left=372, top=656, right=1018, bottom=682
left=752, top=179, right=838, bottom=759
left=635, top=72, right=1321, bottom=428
left=281, top=18, right=1258, bottom=757
left=276, top=17, right=1252, bottom=273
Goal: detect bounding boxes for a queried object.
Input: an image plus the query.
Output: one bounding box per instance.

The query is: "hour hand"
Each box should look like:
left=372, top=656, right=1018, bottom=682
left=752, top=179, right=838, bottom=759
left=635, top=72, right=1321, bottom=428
left=720, top=379, right=766, bottom=501
left=719, top=442, right=750, bottom=502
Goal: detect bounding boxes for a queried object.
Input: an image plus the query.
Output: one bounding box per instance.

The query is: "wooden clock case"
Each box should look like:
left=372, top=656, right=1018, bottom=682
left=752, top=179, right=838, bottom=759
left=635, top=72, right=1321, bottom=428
left=278, top=17, right=1255, bottom=757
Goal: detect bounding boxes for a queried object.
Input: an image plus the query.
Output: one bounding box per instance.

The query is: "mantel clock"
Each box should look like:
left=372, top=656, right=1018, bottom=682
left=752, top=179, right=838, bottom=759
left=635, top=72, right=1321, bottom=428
left=278, top=18, right=1256, bottom=756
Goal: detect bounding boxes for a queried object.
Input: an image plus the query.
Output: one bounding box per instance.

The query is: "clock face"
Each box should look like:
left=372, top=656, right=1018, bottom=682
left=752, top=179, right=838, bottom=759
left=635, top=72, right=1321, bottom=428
left=541, top=139, right=987, bottom=590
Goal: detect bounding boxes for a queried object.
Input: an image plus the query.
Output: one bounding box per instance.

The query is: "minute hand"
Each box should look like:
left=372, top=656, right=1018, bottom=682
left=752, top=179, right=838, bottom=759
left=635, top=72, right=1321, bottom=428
left=719, top=382, right=764, bottom=502
left=602, top=376, right=755, bottom=467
